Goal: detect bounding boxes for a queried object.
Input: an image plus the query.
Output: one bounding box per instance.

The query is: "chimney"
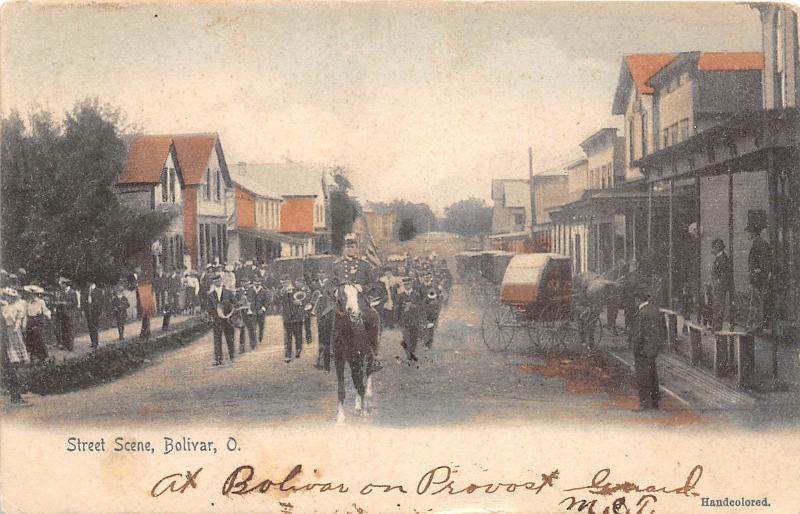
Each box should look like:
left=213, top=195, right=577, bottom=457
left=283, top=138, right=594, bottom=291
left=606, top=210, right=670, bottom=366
left=238, top=161, right=247, bottom=176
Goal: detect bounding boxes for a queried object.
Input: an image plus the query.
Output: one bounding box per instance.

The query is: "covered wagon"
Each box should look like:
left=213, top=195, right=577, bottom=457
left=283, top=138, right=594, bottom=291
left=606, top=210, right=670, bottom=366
left=480, top=253, right=603, bottom=353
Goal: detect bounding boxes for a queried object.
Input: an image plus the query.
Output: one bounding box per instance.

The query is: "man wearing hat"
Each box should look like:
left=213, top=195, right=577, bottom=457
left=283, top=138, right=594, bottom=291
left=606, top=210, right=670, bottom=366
left=631, top=286, right=666, bottom=410
left=746, top=213, right=774, bottom=333
left=281, top=281, right=305, bottom=363
left=23, top=285, right=51, bottom=362
left=82, top=281, right=104, bottom=349
left=54, top=277, right=79, bottom=351
left=709, top=238, right=734, bottom=332
left=248, top=278, right=270, bottom=344
left=206, top=272, right=236, bottom=365
left=110, top=285, right=130, bottom=341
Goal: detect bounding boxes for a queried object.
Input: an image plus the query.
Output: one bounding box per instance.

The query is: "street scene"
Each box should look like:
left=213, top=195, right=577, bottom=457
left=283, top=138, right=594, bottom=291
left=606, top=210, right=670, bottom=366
left=1, top=2, right=799, bottom=433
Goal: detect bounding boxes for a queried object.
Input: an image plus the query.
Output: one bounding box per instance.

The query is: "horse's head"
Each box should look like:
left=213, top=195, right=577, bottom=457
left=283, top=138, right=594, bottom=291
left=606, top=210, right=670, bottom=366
left=336, top=283, right=363, bottom=323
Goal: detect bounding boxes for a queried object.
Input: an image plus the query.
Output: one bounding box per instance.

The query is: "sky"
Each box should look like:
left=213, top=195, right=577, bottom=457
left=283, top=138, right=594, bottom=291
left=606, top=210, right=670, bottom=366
left=1, top=2, right=762, bottom=213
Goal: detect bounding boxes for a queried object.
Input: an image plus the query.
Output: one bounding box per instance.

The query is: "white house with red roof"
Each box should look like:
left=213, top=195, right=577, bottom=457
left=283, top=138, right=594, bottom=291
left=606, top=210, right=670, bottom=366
left=117, top=133, right=233, bottom=273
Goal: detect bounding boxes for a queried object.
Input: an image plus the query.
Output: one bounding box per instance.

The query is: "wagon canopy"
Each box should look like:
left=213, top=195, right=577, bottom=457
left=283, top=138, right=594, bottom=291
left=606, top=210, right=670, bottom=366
left=480, top=251, right=515, bottom=285
left=271, top=256, right=305, bottom=281
left=500, top=253, right=572, bottom=307
left=303, top=254, right=336, bottom=278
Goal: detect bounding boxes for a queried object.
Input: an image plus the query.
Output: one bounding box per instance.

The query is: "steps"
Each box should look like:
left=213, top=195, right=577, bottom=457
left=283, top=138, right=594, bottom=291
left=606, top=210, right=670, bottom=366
left=606, top=348, right=756, bottom=410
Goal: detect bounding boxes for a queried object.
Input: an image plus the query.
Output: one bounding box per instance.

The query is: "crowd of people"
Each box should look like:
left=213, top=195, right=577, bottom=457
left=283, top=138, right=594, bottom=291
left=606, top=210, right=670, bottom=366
left=0, top=235, right=455, bottom=404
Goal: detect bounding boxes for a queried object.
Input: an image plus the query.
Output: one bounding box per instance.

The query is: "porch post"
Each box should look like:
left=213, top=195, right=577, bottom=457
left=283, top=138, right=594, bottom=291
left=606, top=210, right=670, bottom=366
left=767, top=148, right=779, bottom=381
left=668, top=177, right=674, bottom=308
left=695, top=169, right=702, bottom=324
left=728, top=166, right=735, bottom=329
left=632, top=208, right=637, bottom=262
left=647, top=182, right=653, bottom=252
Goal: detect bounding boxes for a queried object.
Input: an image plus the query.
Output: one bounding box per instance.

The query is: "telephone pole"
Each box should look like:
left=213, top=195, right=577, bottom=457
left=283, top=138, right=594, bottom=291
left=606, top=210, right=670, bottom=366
left=529, top=147, right=535, bottom=238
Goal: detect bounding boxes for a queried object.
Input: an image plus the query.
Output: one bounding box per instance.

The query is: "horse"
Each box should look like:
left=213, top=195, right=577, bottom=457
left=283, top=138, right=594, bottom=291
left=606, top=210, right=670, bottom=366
left=332, top=283, right=381, bottom=424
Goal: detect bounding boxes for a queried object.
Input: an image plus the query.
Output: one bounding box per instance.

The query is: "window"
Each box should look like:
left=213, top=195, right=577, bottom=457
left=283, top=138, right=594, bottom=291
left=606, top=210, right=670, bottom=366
left=169, top=168, right=176, bottom=202
left=670, top=123, right=679, bottom=144
left=215, top=170, right=222, bottom=201
left=707, top=144, right=716, bottom=163
left=513, top=213, right=524, bottom=228
left=628, top=118, right=635, bottom=162
left=641, top=112, right=648, bottom=156
left=161, top=167, right=168, bottom=202
left=204, top=168, right=211, bottom=200
left=663, top=127, right=670, bottom=148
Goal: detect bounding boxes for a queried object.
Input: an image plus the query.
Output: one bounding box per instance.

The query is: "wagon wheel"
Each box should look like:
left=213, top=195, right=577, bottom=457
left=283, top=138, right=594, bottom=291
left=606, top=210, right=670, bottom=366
left=525, top=310, right=542, bottom=351
left=535, top=303, right=567, bottom=352
left=481, top=304, right=516, bottom=352
left=581, top=309, right=604, bottom=351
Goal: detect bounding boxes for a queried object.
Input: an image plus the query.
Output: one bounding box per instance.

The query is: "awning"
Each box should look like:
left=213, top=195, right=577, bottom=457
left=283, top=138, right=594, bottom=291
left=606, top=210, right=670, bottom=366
left=237, top=227, right=311, bottom=246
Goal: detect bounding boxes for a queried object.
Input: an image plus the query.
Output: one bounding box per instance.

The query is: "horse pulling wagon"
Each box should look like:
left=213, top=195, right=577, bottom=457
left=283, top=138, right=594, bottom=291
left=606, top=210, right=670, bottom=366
left=480, top=254, right=604, bottom=353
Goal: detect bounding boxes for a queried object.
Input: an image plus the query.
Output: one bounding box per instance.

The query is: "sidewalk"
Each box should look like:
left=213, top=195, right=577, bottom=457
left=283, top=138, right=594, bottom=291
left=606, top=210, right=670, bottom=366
left=46, top=314, right=192, bottom=362
left=600, top=311, right=800, bottom=409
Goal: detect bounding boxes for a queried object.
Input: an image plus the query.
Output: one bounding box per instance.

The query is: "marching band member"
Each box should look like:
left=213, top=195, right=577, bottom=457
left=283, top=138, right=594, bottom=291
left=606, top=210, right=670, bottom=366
left=310, top=270, right=336, bottom=372
left=207, top=272, right=236, bottom=366
left=281, top=281, right=305, bottom=363
left=248, top=278, right=270, bottom=344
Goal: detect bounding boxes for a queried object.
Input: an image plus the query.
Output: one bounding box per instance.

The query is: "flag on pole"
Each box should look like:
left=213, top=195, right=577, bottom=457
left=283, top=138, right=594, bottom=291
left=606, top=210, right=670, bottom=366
left=360, top=215, right=382, bottom=267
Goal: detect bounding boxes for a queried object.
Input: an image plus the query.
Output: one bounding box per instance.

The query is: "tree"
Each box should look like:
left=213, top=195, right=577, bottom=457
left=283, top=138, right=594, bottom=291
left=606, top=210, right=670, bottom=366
left=1, top=98, right=173, bottom=287
left=398, top=218, right=417, bottom=241
left=366, top=199, right=436, bottom=238
left=328, top=166, right=361, bottom=254
left=442, top=197, right=492, bottom=236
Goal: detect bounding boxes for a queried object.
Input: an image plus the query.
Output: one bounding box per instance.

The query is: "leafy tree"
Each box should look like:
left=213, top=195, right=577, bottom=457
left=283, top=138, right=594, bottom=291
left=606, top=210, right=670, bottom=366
left=398, top=218, right=417, bottom=241
left=328, top=166, right=361, bottom=254
left=366, top=199, right=436, bottom=238
left=442, top=197, right=492, bottom=237
left=1, top=98, right=173, bottom=287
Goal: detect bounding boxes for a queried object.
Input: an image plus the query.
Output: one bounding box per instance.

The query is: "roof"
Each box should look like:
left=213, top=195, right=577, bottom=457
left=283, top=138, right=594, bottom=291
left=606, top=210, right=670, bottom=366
left=624, top=53, right=679, bottom=95
left=118, top=133, right=229, bottom=187
left=232, top=179, right=281, bottom=200
left=171, top=134, right=219, bottom=186
left=612, top=53, right=678, bottom=114
left=502, top=180, right=530, bottom=208
left=579, top=127, right=619, bottom=152
left=118, top=136, right=174, bottom=184
left=697, top=52, right=764, bottom=71
left=231, top=162, right=327, bottom=198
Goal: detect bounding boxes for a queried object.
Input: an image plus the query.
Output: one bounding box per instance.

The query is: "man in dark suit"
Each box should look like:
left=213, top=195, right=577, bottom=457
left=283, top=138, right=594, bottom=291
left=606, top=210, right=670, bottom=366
left=54, top=277, right=80, bottom=351
left=631, top=288, right=666, bottom=410
left=248, top=278, right=270, bottom=344
left=82, top=282, right=104, bottom=349
left=710, top=238, right=734, bottom=332
left=206, top=273, right=236, bottom=365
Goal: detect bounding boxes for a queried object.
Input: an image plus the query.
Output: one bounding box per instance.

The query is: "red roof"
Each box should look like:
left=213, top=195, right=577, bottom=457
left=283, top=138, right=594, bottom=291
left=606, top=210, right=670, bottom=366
left=117, top=136, right=174, bottom=184
left=118, top=133, right=218, bottom=186
left=624, top=53, right=679, bottom=94
left=697, top=52, right=764, bottom=71
left=171, top=134, right=217, bottom=186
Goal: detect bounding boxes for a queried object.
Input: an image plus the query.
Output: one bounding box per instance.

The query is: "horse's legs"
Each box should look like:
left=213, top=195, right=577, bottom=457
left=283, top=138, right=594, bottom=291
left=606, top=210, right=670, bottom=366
left=335, top=346, right=347, bottom=425
left=335, top=346, right=346, bottom=404
left=350, top=353, right=366, bottom=414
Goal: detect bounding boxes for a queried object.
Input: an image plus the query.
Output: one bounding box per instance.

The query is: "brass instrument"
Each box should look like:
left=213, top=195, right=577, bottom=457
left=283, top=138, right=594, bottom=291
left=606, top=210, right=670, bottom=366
left=309, top=290, right=322, bottom=314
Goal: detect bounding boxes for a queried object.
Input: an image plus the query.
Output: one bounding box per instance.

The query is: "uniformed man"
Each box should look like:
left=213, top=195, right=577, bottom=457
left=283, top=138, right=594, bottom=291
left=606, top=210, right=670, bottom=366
left=248, top=278, right=270, bottom=344
left=310, top=270, right=336, bottom=371
left=333, top=233, right=383, bottom=370
left=207, top=273, right=236, bottom=365
left=281, top=281, right=305, bottom=363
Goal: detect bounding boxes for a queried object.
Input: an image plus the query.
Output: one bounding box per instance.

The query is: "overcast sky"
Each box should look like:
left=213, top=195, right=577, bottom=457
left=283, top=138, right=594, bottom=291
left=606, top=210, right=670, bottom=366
left=1, top=2, right=762, bottom=212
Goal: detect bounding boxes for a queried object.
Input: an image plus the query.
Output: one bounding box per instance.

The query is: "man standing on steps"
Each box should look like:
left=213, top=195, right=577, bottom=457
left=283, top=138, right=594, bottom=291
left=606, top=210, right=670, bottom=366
left=631, top=287, right=666, bottom=410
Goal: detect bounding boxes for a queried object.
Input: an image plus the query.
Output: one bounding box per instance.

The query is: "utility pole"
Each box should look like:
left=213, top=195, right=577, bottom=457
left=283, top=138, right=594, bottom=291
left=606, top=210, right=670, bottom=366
left=529, top=147, right=535, bottom=239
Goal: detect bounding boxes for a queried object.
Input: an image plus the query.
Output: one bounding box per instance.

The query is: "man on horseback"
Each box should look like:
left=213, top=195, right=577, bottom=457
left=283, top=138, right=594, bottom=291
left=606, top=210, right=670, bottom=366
left=333, top=233, right=383, bottom=371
